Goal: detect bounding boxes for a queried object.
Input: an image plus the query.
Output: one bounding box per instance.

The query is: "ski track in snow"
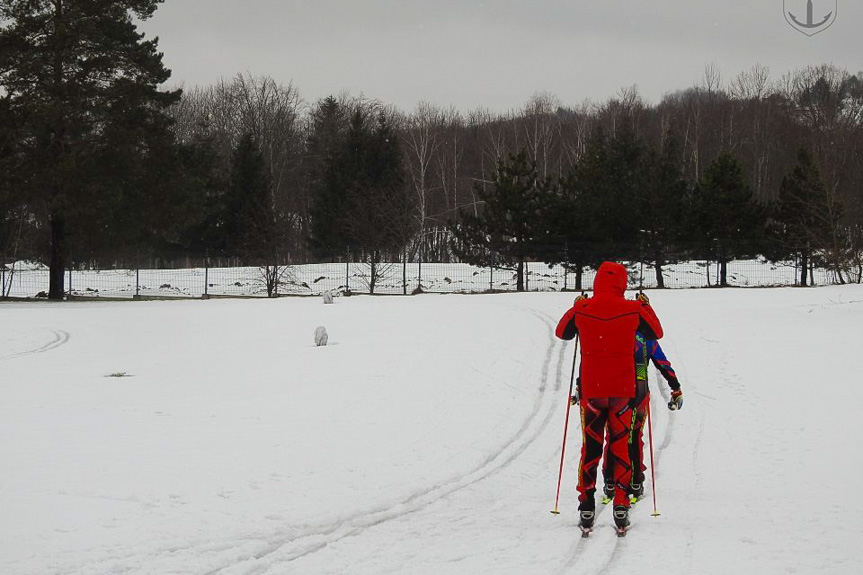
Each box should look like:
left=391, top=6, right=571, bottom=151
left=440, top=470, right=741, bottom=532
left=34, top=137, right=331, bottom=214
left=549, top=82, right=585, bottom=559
left=0, top=329, right=70, bottom=361
left=2, top=310, right=687, bottom=575
left=97, top=308, right=567, bottom=575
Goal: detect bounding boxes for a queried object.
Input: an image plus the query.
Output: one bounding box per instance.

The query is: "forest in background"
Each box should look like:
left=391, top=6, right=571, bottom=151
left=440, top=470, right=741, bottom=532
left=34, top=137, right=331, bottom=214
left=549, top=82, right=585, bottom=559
left=2, top=3, right=862, bottom=297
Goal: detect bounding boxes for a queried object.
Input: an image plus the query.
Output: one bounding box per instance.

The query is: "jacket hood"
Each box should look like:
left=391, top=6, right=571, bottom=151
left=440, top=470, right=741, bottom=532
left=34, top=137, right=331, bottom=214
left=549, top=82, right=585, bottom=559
left=593, top=261, right=628, bottom=297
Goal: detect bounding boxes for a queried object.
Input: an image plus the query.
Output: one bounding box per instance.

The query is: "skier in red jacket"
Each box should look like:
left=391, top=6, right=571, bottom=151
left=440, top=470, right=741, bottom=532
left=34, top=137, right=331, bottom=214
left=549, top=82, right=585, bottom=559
left=555, top=261, right=663, bottom=533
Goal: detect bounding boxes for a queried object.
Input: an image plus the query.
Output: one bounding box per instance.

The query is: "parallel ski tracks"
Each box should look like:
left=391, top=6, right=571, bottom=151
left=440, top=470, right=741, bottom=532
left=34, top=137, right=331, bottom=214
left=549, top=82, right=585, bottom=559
left=200, top=310, right=568, bottom=574
left=0, top=329, right=70, bottom=361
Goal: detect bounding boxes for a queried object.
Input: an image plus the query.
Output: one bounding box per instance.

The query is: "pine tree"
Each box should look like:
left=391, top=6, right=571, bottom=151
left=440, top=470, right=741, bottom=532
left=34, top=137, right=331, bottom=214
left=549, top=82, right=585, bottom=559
left=639, top=138, right=689, bottom=288
left=0, top=0, right=180, bottom=298
left=453, top=151, right=548, bottom=291
left=694, top=152, right=765, bottom=286
left=540, top=129, right=608, bottom=290
left=312, top=107, right=412, bottom=292
left=774, top=147, right=839, bottom=286
left=342, top=110, right=412, bottom=293
left=226, top=133, right=276, bottom=260
left=601, top=128, right=645, bottom=261
left=308, top=97, right=351, bottom=260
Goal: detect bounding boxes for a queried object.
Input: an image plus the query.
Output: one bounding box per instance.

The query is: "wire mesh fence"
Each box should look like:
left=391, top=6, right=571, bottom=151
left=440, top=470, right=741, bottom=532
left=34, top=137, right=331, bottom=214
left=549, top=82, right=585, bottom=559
left=0, top=253, right=854, bottom=300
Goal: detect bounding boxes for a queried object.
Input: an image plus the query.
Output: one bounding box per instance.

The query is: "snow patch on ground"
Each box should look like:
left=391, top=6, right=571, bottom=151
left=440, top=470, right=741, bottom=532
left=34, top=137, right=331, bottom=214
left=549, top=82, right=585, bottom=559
left=1, top=287, right=861, bottom=574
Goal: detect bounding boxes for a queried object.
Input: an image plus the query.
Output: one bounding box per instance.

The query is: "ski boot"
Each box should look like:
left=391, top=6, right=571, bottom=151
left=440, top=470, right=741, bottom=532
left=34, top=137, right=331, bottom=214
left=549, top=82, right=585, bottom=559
left=602, top=479, right=615, bottom=504
left=578, top=496, right=596, bottom=537
left=628, top=482, right=644, bottom=504
left=613, top=505, right=630, bottom=537
left=579, top=510, right=595, bottom=537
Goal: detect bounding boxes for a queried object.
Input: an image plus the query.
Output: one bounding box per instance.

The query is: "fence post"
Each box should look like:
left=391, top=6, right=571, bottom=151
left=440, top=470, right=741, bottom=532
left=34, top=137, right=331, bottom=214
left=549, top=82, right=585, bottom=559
left=67, top=267, right=72, bottom=297
left=489, top=250, right=494, bottom=292
left=135, top=268, right=140, bottom=299
left=345, top=246, right=350, bottom=293
left=203, top=257, right=210, bottom=299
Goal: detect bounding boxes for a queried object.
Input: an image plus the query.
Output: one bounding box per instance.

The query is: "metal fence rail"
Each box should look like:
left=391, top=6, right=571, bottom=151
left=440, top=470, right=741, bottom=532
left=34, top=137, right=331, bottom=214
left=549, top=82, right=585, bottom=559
left=0, top=257, right=849, bottom=300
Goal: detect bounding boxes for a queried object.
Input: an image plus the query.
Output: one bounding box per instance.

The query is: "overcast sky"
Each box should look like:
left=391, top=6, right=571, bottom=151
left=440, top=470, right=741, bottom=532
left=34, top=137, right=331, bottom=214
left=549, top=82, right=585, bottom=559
left=139, top=1, right=862, bottom=112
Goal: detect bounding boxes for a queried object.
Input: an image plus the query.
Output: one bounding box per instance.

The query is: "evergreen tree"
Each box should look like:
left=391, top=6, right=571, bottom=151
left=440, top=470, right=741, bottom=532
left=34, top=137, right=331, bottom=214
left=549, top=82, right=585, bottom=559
left=0, top=97, right=20, bottom=258
left=307, top=96, right=350, bottom=259
left=694, top=152, right=765, bottom=286
left=0, top=0, right=180, bottom=298
left=541, top=129, right=608, bottom=290
left=638, top=138, right=689, bottom=288
left=174, top=137, right=229, bottom=257
left=453, top=151, right=548, bottom=291
left=313, top=108, right=412, bottom=292
left=342, top=110, right=413, bottom=293
left=553, top=127, right=645, bottom=276
left=226, top=133, right=279, bottom=261
left=600, top=128, right=645, bottom=262
left=773, top=147, right=838, bottom=286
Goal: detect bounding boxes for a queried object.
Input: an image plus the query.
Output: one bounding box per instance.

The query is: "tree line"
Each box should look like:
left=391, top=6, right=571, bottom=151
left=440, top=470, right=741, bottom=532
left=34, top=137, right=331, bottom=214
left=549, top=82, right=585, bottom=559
left=2, top=2, right=862, bottom=298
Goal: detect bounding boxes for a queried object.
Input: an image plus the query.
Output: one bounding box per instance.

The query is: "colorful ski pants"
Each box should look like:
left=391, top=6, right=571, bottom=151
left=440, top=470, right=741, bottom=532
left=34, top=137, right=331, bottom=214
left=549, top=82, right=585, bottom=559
left=577, top=397, right=634, bottom=507
left=629, top=394, right=649, bottom=485
left=603, top=393, right=649, bottom=487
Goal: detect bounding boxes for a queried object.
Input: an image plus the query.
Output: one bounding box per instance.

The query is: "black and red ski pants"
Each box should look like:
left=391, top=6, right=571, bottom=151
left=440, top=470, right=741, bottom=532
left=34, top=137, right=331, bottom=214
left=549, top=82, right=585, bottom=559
left=602, top=393, right=649, bottom=488
left=578, top=397, right=634, bottom=507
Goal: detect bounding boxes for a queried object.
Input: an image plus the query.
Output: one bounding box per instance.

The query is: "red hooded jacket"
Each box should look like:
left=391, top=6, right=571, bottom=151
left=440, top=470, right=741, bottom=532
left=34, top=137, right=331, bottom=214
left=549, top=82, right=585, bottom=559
left=555, top=262, right=664, bottom=399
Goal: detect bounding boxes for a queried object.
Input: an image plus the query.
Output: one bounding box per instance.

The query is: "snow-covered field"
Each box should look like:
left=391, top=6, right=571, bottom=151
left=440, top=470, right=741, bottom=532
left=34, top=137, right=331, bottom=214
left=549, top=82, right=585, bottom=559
left=1, top=286, right=861, bottom=574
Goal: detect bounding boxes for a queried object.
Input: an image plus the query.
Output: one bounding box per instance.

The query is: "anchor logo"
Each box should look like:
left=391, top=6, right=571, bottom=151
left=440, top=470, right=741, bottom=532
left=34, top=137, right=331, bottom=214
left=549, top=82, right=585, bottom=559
left=784, top=1, right=838, bottom=36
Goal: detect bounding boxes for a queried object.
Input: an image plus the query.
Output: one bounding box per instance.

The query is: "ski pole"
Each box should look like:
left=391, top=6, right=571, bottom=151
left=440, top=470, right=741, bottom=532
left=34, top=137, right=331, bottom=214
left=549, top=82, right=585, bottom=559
left=551, top=334, right=579, bottom=515
left=647, top=398, right=660, bottom=517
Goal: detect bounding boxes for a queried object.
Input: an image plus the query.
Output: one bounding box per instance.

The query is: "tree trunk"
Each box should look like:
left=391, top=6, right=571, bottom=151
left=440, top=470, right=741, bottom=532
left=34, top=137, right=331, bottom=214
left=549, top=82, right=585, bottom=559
left=48, top=215, right=66, bottom=300
left=654, top=253, right=665, bottom=289
left=800, top=250, right=809, bottom=287
left=719, top=258, right=728, bottom=287
left=516, top=258, right=524, bottom=292
left=575, top=265, right=583, bottom=291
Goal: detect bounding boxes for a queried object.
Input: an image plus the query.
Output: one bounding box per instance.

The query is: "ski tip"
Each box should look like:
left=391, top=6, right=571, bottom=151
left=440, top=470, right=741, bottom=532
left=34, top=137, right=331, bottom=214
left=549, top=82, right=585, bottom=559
left=580, top=529, right=591, bottom=538
left=616, top=528, right=628, bottom=537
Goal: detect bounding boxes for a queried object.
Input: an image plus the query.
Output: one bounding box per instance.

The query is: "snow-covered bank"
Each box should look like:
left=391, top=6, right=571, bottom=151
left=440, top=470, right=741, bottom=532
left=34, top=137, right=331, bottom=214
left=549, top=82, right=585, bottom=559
left=1, top=286, right=861, bottom=574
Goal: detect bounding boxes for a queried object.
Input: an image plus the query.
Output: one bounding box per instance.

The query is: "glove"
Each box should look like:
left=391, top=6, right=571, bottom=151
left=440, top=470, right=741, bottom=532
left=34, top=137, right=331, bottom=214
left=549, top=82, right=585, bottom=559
left=668, top=389, right=683, bottom=411
left=636, top=292, right=649, bottom=304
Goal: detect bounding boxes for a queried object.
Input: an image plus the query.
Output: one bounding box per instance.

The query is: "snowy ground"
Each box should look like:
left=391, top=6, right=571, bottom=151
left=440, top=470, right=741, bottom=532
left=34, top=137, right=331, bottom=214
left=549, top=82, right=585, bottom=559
left=1, top=286, right=861, bottom=574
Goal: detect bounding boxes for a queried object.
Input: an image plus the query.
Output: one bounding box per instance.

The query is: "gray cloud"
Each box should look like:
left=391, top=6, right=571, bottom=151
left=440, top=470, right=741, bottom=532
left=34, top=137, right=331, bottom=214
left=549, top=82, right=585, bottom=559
left=140, top=1, right=862, bottom=112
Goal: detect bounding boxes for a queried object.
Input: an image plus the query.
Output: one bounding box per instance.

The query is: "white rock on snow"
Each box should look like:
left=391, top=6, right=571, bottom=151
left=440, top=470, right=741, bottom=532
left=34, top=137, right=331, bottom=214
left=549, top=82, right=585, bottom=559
left=314, top=325, right=328, bottom=346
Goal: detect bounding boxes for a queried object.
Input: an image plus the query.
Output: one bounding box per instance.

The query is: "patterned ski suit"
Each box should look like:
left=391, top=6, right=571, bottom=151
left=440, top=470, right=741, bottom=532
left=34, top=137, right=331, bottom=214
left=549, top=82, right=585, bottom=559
left=555, top=262, right=663, bottom=508
left=603, top=333, right=679, bottom=490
